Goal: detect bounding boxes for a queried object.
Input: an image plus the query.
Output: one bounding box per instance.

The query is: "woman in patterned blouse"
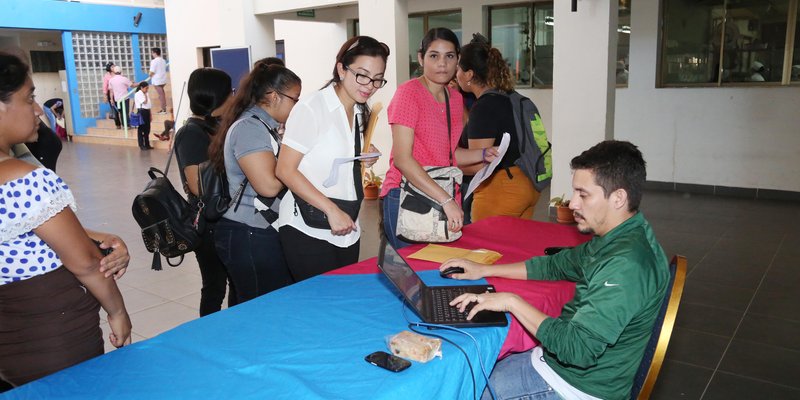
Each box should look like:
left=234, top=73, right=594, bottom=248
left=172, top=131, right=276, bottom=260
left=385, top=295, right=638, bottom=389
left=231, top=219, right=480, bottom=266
left=0, top=53, right=131, bottom=388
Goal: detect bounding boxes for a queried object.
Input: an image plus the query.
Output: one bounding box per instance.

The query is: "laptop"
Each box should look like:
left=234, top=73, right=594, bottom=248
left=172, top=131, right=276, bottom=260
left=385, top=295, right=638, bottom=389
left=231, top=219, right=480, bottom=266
left=377, top=240, right=508, bottom=328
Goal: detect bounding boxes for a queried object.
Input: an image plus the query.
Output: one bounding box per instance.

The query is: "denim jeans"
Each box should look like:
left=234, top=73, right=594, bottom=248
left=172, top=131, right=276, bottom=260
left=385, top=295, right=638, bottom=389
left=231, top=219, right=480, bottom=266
left=380, top=187, right=410, bottom=250
left=213, top=218, right=294, bottom=304
left=194, top=226, right=236, bottom=316
left=481, top=350, right=560, bottom=400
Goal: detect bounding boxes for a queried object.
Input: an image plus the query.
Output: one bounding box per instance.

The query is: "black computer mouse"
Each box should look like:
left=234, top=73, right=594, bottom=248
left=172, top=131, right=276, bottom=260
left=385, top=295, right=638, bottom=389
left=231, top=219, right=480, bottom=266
left=440, top=266, right=465, bottom=278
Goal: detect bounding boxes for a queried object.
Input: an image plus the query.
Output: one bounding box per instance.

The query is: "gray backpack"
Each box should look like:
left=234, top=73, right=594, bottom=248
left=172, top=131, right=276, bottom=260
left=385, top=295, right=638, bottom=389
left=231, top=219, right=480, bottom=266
left=485, top=90, right=552, bottom=191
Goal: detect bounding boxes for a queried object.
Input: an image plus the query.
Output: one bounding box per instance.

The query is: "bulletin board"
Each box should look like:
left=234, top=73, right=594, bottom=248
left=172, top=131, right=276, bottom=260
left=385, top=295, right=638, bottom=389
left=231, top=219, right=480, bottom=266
left=210, top=46, right=251, bottom=91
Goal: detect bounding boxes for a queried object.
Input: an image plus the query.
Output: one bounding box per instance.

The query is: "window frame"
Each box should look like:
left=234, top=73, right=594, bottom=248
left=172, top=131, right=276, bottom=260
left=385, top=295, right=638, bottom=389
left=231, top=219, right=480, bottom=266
left=658, top=0, right=800, bottom=88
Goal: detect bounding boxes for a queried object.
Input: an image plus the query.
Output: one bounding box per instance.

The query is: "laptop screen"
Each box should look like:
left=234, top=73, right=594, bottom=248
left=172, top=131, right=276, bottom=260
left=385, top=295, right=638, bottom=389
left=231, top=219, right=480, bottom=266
left=379, top=241, right=425, bottom=312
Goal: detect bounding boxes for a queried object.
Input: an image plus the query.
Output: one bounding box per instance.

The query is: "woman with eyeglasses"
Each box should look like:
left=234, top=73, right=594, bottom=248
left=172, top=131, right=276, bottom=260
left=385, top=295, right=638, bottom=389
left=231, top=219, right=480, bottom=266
left=380, top=28, right=497, bottom=249
left=208, top=64, right=301, bottom=303
left=276, top=36, right=389, bottom=281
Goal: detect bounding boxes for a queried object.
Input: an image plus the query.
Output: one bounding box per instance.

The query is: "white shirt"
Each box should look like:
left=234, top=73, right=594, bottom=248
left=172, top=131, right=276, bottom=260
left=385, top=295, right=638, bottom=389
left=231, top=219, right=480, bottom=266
left=277, top=85, right=362, bottom=248
left=530, top=347, right=602, bottom=400
left=150, top=56, right=167, bottom=85
left=134, top=90, right=150, bottom=110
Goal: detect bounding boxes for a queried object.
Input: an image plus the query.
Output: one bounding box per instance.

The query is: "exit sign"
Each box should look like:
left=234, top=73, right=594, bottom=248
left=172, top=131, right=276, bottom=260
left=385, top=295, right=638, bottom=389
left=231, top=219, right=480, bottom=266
left=297, top=9, right=315, bottom=18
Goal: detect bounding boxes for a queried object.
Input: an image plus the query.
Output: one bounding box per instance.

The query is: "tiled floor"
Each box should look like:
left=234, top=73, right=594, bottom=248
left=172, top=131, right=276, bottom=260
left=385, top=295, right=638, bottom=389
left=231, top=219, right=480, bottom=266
left=27, top=143, right=800, bottom=398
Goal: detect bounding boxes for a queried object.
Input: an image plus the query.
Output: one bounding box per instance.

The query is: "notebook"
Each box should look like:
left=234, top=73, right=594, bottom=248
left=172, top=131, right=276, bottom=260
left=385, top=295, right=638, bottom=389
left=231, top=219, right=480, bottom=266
left=377, top=240, right=508, bottom=328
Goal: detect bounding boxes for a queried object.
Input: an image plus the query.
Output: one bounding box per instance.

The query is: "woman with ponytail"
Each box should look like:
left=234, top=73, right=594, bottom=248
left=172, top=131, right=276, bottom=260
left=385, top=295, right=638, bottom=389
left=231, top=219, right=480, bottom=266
left=275, top=36, right=388, bottom=281
left=174, top=67, right=236, bottom=315
left=456, top=34, right=541, bottom=222
left=208, top=64, right=301, bottom=303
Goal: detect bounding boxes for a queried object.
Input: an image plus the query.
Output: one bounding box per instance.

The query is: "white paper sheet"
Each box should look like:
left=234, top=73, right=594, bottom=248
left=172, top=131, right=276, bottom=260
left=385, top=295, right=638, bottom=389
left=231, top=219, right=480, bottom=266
left=322, top=152, right=382, bottom=188
left=463, top=133, right=510, bottom=199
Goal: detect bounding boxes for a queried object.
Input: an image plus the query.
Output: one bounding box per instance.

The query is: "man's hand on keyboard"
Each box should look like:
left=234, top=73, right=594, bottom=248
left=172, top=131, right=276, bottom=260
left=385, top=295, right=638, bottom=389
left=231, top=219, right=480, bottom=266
left=449, top=292, right=519, bottom=320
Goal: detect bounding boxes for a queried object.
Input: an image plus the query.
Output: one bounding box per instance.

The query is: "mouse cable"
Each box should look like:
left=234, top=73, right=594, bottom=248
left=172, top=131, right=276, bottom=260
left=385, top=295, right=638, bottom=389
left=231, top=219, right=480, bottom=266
left=400, top=300, right=498, bottom=400
left=407, top=323, right=477, bottom=400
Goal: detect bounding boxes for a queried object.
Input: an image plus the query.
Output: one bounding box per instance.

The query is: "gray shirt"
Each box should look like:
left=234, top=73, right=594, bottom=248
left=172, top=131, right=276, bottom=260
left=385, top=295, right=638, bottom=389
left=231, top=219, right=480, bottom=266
left=222, top=105, right=281, bottom=229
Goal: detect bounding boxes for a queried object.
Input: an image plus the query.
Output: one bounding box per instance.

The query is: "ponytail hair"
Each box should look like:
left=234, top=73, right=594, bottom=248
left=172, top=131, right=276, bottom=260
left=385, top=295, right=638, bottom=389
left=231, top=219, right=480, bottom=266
left=324, top=35, right=390, bottom=138
left=208, top=64, right=301, bottom=172
left=187, top=67, right=232, bottom=126
left=458, top=34, right=514, bottom=93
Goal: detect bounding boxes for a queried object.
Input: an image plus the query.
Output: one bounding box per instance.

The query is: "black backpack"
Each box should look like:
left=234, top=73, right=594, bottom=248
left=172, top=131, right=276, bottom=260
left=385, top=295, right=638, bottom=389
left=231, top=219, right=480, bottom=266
left=485, top=90, right=553, bottom=191
left=131, top=166, right=201, bottom=270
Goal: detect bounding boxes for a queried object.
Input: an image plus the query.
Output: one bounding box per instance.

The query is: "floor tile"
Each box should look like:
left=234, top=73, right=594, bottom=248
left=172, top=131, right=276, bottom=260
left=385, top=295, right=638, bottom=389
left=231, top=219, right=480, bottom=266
left=135, top=272, right=202, bottom=301
left=748, top=288, right=800, bottom=322
left=664, top=328, right=730, bottom=369
left=681, top=280, right=755, bottom=312
left=717, top=340, right=800, bottom=389
left=704, top=372, right=800, bottom=400
left=735, top=313, right=800, bottom=352
left=649, top=360, right=714, bottom=400
left=674, top=303, right=743, bottom=337
left=128, top=301, right=198, bottom=339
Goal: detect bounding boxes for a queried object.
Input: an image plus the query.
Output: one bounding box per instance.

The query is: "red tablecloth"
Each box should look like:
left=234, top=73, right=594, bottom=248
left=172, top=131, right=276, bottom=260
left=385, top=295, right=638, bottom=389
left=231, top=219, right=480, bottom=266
left=328, top=216, right=591, bottom=359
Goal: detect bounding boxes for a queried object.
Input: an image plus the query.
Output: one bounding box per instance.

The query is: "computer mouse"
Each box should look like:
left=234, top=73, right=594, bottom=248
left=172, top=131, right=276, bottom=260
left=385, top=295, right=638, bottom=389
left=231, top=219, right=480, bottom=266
left=440, top=266, right=465, bottom=278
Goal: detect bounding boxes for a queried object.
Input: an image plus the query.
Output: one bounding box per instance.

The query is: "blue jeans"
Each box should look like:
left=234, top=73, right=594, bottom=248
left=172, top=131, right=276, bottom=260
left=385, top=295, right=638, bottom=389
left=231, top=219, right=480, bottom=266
left=213, top=218, right=294, bottom=304
left=481, top=350, right=560, bottom=400
left=380, top=188, right=410, bottom=250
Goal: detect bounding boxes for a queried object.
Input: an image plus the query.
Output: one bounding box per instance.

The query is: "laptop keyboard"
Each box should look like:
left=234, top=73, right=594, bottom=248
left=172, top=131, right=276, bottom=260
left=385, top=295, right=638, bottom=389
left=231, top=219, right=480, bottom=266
left=430, top=287, right=471, bottom=323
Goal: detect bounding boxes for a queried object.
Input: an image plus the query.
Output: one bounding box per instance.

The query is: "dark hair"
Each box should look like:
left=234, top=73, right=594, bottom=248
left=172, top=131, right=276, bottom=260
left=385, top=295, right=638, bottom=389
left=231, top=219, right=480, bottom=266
left=152, top=48, right=162, bottom=56
left=570, top=140, right=647, bottom=212
left=209, top=64, right=301, bottom=172
left=0, top=53, right=30, bottom=103
left=418, top=27, right=460, bottom=57
left=459, top=34, right=514, bottom=92
left=187, top=67, right=231, bottom=125
left=138, top=81, right=149, bottom=89
left=324, top=36, right=390, bottom=135
left=254, top=57, right=285, bottom=68
left=104, top=61, right=115, bottom=72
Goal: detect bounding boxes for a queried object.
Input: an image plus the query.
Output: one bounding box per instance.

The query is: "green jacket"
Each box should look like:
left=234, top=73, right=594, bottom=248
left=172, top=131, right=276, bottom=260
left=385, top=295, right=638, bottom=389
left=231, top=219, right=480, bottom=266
left=525, top=212, right=669, bottom=399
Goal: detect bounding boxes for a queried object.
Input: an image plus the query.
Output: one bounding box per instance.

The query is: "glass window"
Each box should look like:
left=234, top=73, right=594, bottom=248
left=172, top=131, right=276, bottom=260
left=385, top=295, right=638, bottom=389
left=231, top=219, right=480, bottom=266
left=661, top=0, right=795, bottom=86
left=408, top=10, right=462, bottom=78
left=490, top=2, right=630, bottom=88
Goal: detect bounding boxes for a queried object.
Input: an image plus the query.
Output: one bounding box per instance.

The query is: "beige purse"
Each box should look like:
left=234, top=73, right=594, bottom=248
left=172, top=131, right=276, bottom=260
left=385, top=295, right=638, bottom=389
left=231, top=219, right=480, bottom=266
left=396, top=166, right=463, bottom=243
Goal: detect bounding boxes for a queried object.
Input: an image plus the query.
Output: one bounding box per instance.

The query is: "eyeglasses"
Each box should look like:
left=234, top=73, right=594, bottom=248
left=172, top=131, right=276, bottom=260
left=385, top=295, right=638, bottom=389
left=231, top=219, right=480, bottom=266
left=270, top=91, right=299, bottom=103
left=343, top=66, right=387, bottom=89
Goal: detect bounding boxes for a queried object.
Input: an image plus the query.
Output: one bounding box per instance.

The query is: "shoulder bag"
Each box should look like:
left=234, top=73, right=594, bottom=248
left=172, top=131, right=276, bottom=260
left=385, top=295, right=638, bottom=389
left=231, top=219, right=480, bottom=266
left=396, top=87, right=463, bottom=243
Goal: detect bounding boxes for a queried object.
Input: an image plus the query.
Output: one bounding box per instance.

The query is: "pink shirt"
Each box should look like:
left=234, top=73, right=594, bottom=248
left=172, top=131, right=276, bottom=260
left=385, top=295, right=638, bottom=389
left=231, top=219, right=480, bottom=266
left=380, top=79, right=464, bottom=197
left=108, top=74, right=132, bottom=102
left=102, top=72, right=113, bottom=96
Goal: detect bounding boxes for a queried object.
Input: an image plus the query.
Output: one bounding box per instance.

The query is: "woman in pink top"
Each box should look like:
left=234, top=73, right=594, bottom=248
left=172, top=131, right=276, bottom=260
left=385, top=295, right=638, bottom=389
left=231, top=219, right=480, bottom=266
left=102, top=61, right=121, bottom=128
left=381, top=28, right=497, bottom=249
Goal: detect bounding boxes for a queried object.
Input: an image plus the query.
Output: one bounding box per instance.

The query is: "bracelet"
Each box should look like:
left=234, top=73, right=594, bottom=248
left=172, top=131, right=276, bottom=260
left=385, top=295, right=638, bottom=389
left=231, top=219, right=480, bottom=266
left=439, top=197, right=455, bottom=207
left=481, top=148, right=489, bottom=164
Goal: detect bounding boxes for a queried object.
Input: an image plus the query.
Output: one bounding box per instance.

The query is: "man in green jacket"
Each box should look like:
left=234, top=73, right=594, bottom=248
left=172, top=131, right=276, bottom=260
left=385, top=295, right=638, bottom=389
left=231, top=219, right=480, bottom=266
left=442, top=140, right=669, bottom=400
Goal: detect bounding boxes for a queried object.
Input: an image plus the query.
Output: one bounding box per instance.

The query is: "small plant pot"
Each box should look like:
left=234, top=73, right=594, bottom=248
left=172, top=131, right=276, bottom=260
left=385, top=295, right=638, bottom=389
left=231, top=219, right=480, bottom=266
left=556, top=206, right=575, bottom=224
left=364, top=184, right=380, bottom=200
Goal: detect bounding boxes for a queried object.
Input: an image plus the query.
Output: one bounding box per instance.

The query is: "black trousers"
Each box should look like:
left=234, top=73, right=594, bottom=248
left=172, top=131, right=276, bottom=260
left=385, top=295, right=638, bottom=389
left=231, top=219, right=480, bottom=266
left=279, top=225, right=360, bottom=282
left=137, top=109, right=151, bottom=149
left=195, top=226, right=237, bottom=316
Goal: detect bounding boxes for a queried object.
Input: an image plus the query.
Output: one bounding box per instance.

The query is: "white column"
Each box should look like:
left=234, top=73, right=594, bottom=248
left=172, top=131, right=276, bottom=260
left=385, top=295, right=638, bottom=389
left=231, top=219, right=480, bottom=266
left=550, top=0, right=618, bottom=199
left=218, top=1, right=276, bottom=61
left=356, top=0, right=408, bottom=175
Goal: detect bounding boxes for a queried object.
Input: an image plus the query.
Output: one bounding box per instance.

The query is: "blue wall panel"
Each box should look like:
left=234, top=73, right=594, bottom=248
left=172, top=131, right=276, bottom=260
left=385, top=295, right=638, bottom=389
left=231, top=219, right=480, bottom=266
left=0, top=0, right=166, bottom=34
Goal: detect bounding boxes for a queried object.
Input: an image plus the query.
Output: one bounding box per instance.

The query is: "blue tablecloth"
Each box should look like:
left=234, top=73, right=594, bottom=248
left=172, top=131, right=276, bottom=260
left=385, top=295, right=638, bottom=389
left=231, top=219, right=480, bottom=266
left=5, top=271, right=508, bottom=399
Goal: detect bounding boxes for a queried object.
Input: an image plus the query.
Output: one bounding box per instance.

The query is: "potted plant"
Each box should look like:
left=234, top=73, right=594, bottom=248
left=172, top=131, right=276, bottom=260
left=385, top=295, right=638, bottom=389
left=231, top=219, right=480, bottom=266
left=550, top=195, right=575, bottom=224
left=363, top=168, right=383, bottom=200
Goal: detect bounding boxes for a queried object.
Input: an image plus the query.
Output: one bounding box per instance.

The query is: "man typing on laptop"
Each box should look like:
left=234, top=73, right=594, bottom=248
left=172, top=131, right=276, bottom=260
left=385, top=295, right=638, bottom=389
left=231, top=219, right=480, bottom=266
left=442, top=141, right=669, bottom=400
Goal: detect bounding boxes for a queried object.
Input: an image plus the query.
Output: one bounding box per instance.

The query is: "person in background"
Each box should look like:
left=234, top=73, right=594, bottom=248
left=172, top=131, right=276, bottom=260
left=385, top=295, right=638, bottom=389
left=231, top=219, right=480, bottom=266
left=26, top=119, right=63, bottom=171
left=380, top=28, right=496, bottom=249
left=42, top=98, right=63, bottom=137
left=149, top=47, right=168, bottom=114
left=456, top=34, right=540, bottom=222
left=442, top=141, right=669, bottom=400
left=208, top=64, right=300, bottom=303
left=102, top=61, right=121, bottom=129
left=275, top=36, right=387, bottom=281
left=0, top=52, right=132, bottom=388
left=133, top=81, right=153, bottom=150
left=108, top=66, right=135, bottom=128
left=174, top=67, right=237, bottom=316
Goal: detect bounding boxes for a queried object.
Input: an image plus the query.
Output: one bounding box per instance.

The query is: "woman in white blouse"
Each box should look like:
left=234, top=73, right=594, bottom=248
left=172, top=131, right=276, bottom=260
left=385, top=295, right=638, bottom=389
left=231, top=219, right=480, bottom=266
left=276, top=36, right=389, bottom=281
left=0, top=53, right=131, bottom=387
